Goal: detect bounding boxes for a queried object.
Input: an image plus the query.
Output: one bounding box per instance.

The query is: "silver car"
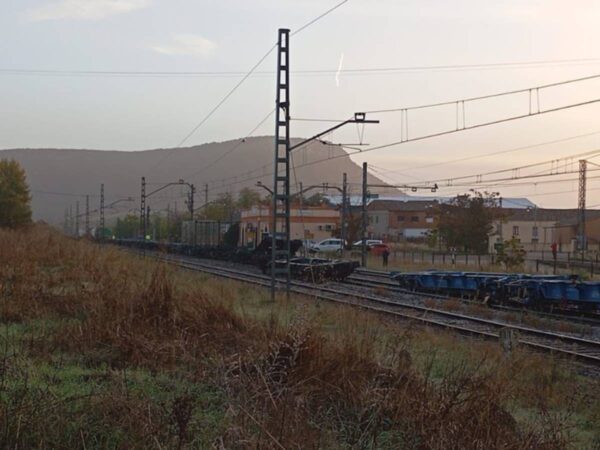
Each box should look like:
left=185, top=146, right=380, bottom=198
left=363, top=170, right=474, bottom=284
left=310, top=238, right=345, bottom=254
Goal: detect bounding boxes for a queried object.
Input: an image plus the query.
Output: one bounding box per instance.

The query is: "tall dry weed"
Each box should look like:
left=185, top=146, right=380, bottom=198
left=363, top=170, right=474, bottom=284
left=0, top=227, right=588, bottom=449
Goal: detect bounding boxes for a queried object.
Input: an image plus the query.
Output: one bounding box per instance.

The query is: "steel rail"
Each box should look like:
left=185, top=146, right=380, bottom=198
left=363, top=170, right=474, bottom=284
left=349, top=270, right=600, bottom=327
left=151, top=253, right=600, bottom=366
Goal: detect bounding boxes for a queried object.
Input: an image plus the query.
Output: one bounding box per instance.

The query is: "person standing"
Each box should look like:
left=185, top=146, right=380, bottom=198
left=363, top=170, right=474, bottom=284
left=382, top=246, right=390, bottom=268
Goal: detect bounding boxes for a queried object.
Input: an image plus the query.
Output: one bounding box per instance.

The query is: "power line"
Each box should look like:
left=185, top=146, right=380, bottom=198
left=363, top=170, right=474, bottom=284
left=4, top=57, right=600, bottom=78
left=232, top=95, right=600, bottom=186
left=436, top=172, right=600, bottom=189
left=146, top=0, right=350, bottom=174
left=290, top=0, right=348, bottom=35
left=183, top=108, right=275, bottom=180
left=343, top=99, right=600, bottom=158
left=201, top=125, right=600, bottom=199
left=365, top=130, right=600, bottom=176
left=174, top=0, right=350, bottom=150
left=365, top=73, right=600, bottom=114
left=381, top=148, right=600, bottom=187
left=219, top=74, right=600, bottom=184
left=175, top=70, right=600, bottom=199
left=174, top=46, right=277, bottom=149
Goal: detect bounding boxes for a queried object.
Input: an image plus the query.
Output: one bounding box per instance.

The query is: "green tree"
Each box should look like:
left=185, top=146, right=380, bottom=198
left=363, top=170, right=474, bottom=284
left=114, top=214, right=139, bottom=238
left=344, top=209, right=362, bottom=245
left=496, top=237, right=526, bottom=270
left=0, top=159, right=32, bottom=228
left=237, top=188, right=261, bottom=210
left=201, top=193, right=237, bottom=222
left=222, top=222, right=240, bottom=247
left=434, top=190, right=503, bottom=254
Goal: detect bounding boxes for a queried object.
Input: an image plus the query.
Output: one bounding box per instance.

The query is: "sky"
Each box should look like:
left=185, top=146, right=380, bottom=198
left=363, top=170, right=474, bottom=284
left=2, top=0, right=600, bottom=208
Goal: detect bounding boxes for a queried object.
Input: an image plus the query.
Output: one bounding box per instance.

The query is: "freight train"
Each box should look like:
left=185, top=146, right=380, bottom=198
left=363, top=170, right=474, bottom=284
left=113, top=237, right=359, bottom=282
left=392, top=270, right=600, bottom=312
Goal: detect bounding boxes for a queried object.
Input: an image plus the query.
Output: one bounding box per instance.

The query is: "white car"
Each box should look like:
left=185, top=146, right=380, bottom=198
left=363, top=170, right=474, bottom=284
left=352, top=239, right=383, bottom=249
left=309, top=238, right=345, bottom=254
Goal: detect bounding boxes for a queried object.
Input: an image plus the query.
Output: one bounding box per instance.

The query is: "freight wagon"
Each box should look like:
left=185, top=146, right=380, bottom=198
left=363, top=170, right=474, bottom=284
left=392, top=270, right=600, bottom=312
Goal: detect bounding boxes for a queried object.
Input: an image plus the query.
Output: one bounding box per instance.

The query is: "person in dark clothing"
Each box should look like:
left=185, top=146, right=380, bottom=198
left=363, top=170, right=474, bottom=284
left=382, top=247, right=390, bottom=267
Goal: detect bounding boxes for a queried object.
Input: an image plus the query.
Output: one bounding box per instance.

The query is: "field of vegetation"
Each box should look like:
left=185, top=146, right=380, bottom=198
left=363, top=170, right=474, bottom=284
left=1, top=226, right=599, bottom=449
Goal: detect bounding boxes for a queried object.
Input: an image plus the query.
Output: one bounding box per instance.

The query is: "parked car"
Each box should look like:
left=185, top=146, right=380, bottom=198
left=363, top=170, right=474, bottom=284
left=301, top=239, right=316, bottom=249
left=309, top=238, right=345, bottom=254
left=370, top=243, right=391, bottom=255
left=351, top=239, right=383, bottom=250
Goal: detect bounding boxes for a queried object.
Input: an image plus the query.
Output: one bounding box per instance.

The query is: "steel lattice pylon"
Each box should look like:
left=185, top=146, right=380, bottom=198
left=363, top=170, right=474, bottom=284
left=271, top=28, right=291, bottom=300
left=140, top=177, right=146, bottom=239
left=578, top=159, right=587, bottom=255
left=100, top=184, right=105, bottom=242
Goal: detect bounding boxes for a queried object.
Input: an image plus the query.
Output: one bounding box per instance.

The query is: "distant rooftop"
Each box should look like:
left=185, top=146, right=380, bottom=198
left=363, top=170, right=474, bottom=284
left=325, top=194, right=537, bottom=209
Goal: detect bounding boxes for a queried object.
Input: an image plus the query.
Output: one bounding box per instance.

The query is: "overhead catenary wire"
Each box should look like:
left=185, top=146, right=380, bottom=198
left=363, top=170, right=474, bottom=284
left=376, top=148, right=600, bottom=187
left=172, top=0, right=350, bottom=151
left=202, top=72, right=600, bottom=190
left=142, top=0, right=350, bottom=176
left=199, top=94, right=600, bottom=193
left=174, top=46, right=277, bottom=150
left=183, top=108, right=276, bottom=180
left=200, top=144, right=600, bottom=203
left=5, top=57, right=600, bottom=78
left=364, top=73, right=600, bottom=114
left=364, top=130, right=600, bottom=176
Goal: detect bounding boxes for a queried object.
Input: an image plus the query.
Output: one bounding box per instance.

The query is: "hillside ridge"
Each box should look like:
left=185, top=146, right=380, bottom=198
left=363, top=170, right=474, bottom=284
left=1, top=136, right=393, bottom=223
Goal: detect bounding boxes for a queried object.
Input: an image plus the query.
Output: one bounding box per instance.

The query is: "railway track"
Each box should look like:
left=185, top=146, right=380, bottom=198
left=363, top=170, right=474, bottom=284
left=349, top=269, right=600, bottom=328
left=154, top=253, right=600, bottom=367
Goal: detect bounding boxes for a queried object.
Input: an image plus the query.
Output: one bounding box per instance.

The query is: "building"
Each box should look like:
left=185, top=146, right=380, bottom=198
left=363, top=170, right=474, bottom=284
left=239, top=204, right=341, bottom=247
left=553, top=215, right=600, bottom=252
left=488, top=208, right=600, bottom=253
left=367, top=199, right=437, bottom=241
left=325, top=194, right=536, bottom=243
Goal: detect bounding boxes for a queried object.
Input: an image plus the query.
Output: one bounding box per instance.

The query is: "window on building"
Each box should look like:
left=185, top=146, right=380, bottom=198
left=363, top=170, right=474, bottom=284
left=532, top=226, right=538, bottom=238
left=318, top=225, right=323, bottom=231
left=375, top=216, right=379, bottom=224
left=325, top=224, right=332, bottom=231
left=513, top=226, right=519, bottom=236
left=411, top=216, right=419, bottom=222
left=397, top=215, right=405, bottom=221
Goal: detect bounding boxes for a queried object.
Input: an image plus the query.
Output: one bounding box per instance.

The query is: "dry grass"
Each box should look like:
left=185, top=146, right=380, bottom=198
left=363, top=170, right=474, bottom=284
left=1, top=226, right=599, bottom=449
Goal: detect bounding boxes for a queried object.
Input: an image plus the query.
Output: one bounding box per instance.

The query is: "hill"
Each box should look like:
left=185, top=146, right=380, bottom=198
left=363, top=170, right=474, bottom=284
left=0, top=136, right=392, bottom=223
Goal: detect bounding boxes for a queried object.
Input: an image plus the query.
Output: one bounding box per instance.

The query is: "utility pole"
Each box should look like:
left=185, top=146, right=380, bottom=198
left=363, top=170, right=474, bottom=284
left=100, top=184, right=105, bottom=242
left=268, top=30, right=379, bottom=300
left=69, top=205, right=73, bottom=236
left=140, top=177, right=146, bottom=240
left=63, top=208, right=69, bottom=235
left=204, top=184, right=208, bottom=206
left=361, top=162, right=368, bottom=267
left=298, top=181, right=304, bottom=253
left=75, top=201, right=80, bottom=238
left=189, top=184, right=196, bottom=246
left=189, top=184, right=195, bottom=220
left=341, top=172, right=347, bottom=254
left=578, top=159, right=587, bottom=261
left=167, top=203, right=171, bottom=242
left=271, top=28, right=291, bottom=301
left=146, top=206, right=151, bottom=240
left=85, top=195, right=90, bottom=237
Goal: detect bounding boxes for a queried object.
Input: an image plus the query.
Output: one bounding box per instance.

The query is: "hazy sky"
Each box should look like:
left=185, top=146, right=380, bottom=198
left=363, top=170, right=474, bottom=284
left=2, top=0, right=600, bottom=208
